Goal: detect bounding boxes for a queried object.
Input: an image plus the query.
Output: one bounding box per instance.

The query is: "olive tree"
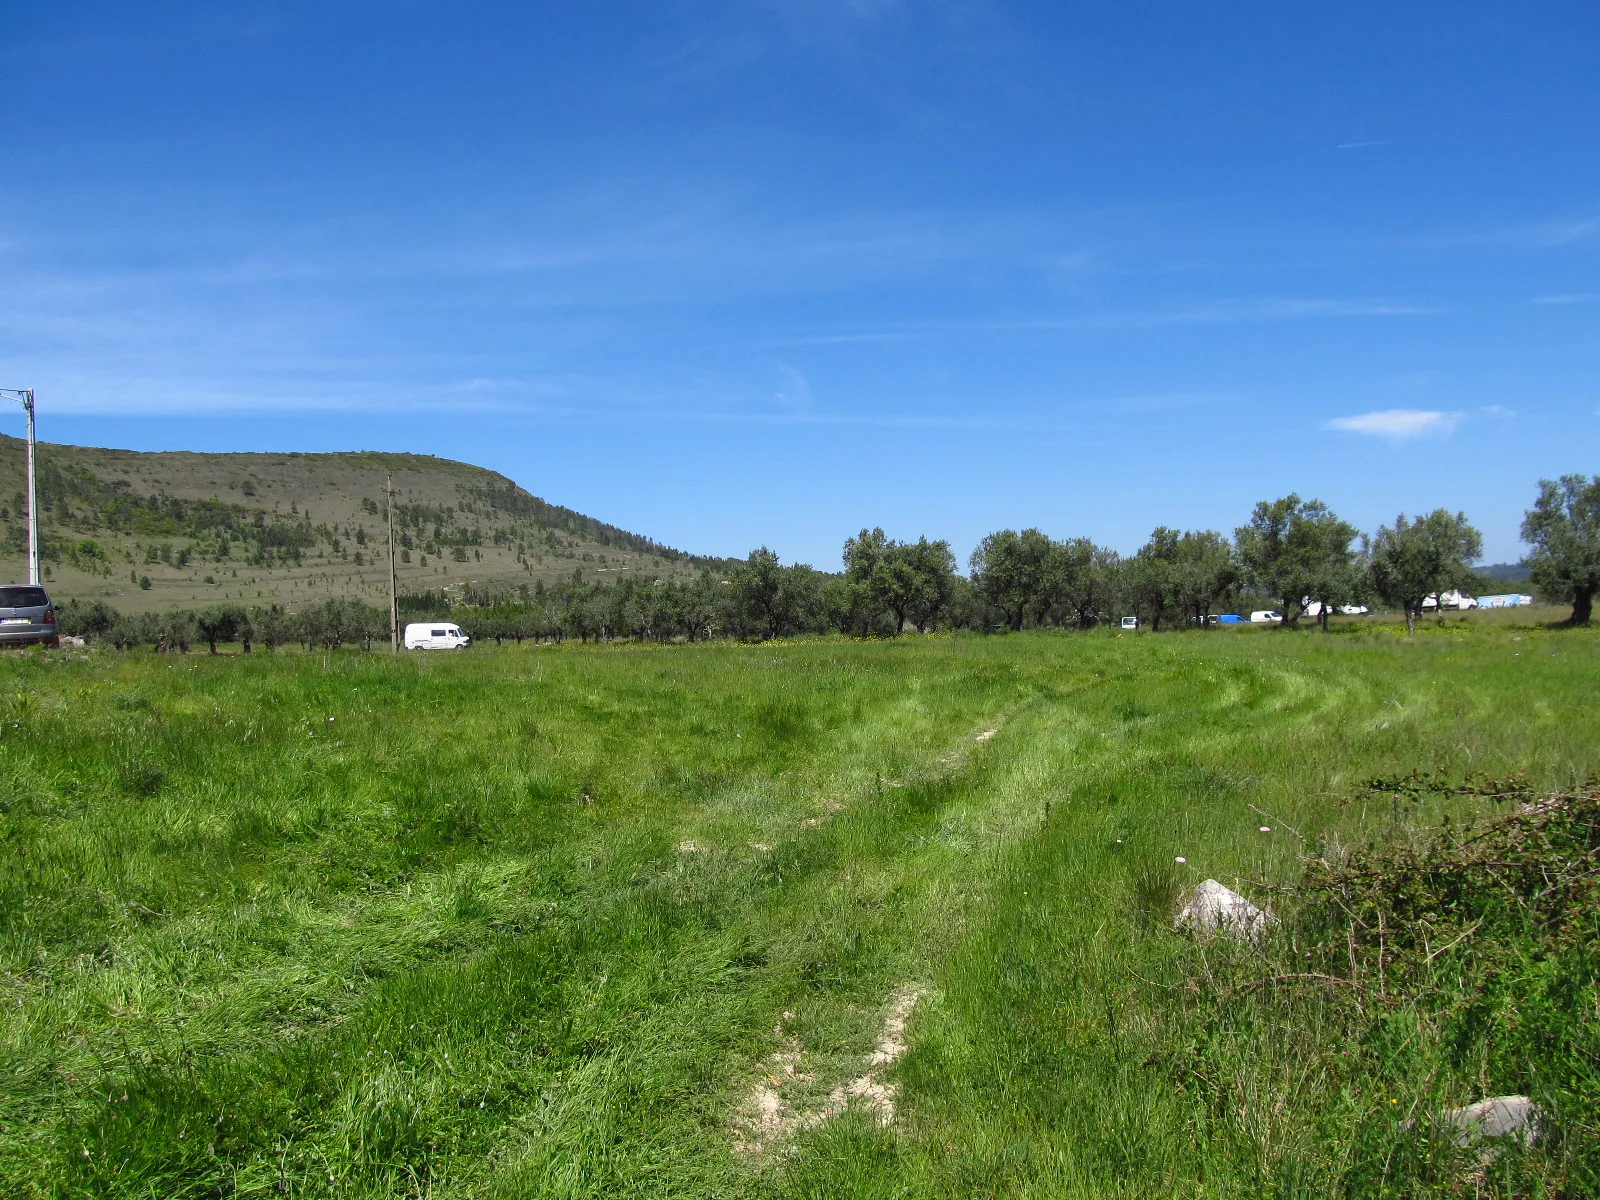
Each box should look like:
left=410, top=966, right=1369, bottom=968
left=297, top=597, right=381, bottom=650
left=887, top=537, right=958, bottom=633
left=821, top=574, right=869, bottom=635
left=1236, top=495, right=1359, bottom=626
left=1521, top=475, right=1600, bottom=625
left=1127, top=527, right=1183, bottom=631
left=682, top=571, right=726, bottom=642
left=1369, top=510, right=1483, bottom=635
left=1049, top=537, right=1120, bottom=629
left=969, top=528, right=1052, bottom=630
left=845, top=528, right=958, bottom=634
left=196, top=604, right=250, bottom=654
left=735, top=547, right=786, bottom=639
left=842, top=528, right=892, bottom=628
left=1172, top=530, right=1239, bottom=628
left=777, top=564, right=828, bottom=635
left=250, top=604, right=295, bottom=651
left=1124, top=528, right=1236, bottom=631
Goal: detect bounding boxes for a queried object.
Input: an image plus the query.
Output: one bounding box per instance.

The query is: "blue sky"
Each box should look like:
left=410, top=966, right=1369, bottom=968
left=2, top=2, right=1597, bottom=568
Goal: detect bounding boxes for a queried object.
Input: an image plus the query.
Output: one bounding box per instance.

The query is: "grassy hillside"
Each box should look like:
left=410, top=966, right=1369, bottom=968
left=0, top=434, right=732, bottom=611
left=1, top=623, right=1594, bottom=1197
left=1478, top=562, right=1533, bottom=584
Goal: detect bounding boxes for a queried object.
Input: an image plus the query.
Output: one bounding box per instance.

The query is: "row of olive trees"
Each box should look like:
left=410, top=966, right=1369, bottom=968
left=968, top=474, right=1600, bottom=633
left=58, top=597, right=387, bottom=652
left=455, top=536, right=966, bottom=644
left=967, top=498, right=1485, bottom=636
left=454, top=553, right=922, bottom=644
left=505, top=475, right=1600, bottom=638
left=448, top=571, right=772, bottom=644
left=1235, top=498, right=1492, bottom=636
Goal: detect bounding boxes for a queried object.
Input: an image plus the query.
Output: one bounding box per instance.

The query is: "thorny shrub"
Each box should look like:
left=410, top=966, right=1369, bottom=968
left=1177, top=776, right=1599, bottom=1197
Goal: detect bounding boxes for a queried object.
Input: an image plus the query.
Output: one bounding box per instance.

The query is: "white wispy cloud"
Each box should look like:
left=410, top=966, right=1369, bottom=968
left=770, top=0, right=904, bottom=19
left=1126, top=297, right=1436, bottom=325
left=1323, top=409, right=1460, bottom=438
left=1336, top=140, right=1394, bottom=150
left=1393, top=211, right=1600, bottom=253
left=1492, top=216, right=1600, bottom=249
left=1531, top=292, right=1599, bottom=305
left=758, top=297, right=1435, bottom=345
left=772, top=362, right=813, bottom=411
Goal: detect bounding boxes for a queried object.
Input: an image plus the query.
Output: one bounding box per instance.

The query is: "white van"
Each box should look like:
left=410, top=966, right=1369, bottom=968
left=1422, top=590, right=1477, bottom=611
left=1119, top=615, right=1139, bottom=630
left=1304, top=600, right=1370, bottom=617
left=1249, top=610, right=1283, bottom=624
left=403, top=622, right=472, bottom=650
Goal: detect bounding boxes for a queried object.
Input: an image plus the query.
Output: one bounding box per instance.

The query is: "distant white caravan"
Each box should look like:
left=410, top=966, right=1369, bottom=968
left=1475, top=594, right=1534, bottom=609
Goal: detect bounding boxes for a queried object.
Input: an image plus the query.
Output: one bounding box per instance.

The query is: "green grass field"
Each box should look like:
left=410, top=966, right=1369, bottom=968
left=3, top=623, right=1595, bottom=1197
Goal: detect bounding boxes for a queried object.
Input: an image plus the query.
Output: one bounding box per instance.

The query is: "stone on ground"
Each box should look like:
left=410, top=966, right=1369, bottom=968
left=1174, top=879, right=1275, bottom=943
left=1437, top=1096, right=1538, bottom=1147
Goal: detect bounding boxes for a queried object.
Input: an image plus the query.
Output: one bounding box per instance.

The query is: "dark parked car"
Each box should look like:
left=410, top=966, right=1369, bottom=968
left=0, top=584, right=58, bottom=648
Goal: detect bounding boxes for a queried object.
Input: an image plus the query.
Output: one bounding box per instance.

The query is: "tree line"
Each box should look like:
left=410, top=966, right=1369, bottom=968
left=57, top=597, right=389, bottom=653
left=48, top=474, right=1600, bottom=648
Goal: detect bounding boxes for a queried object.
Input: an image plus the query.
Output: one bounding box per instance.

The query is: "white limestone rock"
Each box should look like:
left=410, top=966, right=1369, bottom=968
left=1436, top=1096, right=1538, bottom=1147
left=1174, top=879, right=1275, bottom=943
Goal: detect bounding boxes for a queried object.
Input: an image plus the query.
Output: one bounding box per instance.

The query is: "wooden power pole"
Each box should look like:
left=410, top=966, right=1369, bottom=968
left=386, top=473, right=399, bottom=653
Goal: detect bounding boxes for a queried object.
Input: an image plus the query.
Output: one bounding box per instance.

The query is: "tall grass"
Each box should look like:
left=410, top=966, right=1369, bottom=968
left=1, top=622, right=1594, bottom=1197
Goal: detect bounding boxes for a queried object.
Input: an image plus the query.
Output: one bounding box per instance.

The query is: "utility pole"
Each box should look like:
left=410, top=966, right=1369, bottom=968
left=2, top=389, right=37, bottom=585
left=386, top=472, right=399, bottom=653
